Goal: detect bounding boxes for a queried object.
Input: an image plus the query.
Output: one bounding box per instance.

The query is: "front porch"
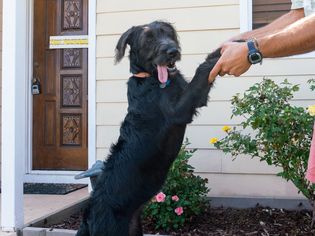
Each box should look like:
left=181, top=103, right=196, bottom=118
left=0, top=187, right=89, bottom=235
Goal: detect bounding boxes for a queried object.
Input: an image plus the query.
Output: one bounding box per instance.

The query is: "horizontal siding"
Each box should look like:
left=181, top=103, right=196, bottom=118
left=95, top=148, right=303, bottom=199
left=96, top=103, right=127, bottom=125
left=95, top=101, right=315, bottom=149
left=96, top=5, right=240, bottom=35
left=97, top=29, right=239, bottom=58
left=97, top=56, right=315, bottom=80
left=96, top=102, right=242, bottom=126
left=97, top=0, right=238, bottom=13
left=179, top=57, right=315, bottom=77
left=199, top=173, right=304, bottom=199
left=96, top=0, right=315, bottom=199
left=95, top=147, right=280, bottom=175
left=96, top=76, right=315, bottom=103
left=188, top=149, right=280, bottom=174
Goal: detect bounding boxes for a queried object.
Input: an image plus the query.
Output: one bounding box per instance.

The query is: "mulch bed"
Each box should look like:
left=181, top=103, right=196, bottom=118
left=48, top=205, right=315, bottom=235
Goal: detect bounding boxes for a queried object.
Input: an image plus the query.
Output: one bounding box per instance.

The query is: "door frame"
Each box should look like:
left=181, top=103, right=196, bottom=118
left=24, top=0, right=96, bottom=183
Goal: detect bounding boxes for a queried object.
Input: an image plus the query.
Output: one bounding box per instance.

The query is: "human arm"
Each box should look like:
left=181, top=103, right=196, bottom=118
left=258, top=13, right=315, bottom=57
left=208, top=12, right=315, bottom=81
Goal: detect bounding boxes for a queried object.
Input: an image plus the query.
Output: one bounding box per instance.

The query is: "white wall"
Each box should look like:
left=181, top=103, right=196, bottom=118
left=95, top=0, right=315, bottom=199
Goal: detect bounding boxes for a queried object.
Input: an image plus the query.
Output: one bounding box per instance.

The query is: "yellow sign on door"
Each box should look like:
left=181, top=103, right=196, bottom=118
left=49, top=35, right=89, bottom=49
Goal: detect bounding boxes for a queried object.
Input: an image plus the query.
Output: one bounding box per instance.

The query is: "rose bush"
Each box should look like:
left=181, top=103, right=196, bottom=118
left=143, top=139, right=209, bottom=230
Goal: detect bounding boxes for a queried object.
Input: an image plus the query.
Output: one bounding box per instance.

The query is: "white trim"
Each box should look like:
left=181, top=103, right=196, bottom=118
left=1, top=0, right=30, bottom=231
left=24, top=172, right=89, bottom=184
left=88, top=0, right=97, bottom=170
left=26, top=0, right=34, bottom=175
left=24, top=0, right=97, bottom=183
left=239, top=0, right=252, bottom=33
left=240, top=0, right=315, bottom=58
left=87, top=0, right=97, bottom=192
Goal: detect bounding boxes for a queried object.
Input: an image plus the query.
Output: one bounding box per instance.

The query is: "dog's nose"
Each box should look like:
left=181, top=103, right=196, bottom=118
left=167, top=48, right=179, bottom=57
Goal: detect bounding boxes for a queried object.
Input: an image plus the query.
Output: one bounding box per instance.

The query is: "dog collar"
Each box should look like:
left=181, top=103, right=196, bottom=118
left=133, top=72, right=151, bottom=78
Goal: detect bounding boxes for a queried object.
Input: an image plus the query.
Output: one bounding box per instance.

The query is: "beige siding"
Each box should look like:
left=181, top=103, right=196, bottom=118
left=96, top=0, right=315, bottom=199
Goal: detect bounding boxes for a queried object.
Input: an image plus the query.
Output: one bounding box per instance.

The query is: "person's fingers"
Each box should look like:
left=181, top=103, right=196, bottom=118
left=208, top=61, right=221, bottom=82
left=220, top=42, right=232, bottom=54
left=220, top=46, right=226, bottom=54
left=233, top=72, right=241, bottom=77
left=219, top=68, right=228, bottom=77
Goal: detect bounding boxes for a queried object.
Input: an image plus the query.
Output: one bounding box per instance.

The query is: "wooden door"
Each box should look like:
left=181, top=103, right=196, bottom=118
left=32, top=0, right=88, bottom=170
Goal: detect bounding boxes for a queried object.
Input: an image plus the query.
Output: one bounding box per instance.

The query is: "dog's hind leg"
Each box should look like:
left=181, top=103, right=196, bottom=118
left=76, top=218, right=90, bottom=236
left=76, top=204, right=91, bottom=236
left=129, top=207, right=144, bottom=236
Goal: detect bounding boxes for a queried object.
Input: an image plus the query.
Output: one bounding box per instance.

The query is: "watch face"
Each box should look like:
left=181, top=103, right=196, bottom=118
left=249, top=52, right=262, bottom=64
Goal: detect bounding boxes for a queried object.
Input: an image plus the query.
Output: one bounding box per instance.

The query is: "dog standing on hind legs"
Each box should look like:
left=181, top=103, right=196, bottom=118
left=76, top=21, right=221, bottom=236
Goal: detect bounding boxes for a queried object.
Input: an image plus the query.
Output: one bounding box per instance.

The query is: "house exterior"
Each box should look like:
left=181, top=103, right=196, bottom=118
left=1, top=0, right=315, bottom=231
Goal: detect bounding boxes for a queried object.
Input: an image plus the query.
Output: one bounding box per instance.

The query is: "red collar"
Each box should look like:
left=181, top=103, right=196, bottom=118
left=133, top=72, right=151, bottom=78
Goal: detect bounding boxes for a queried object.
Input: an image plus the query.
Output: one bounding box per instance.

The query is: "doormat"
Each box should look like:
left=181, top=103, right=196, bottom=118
left=23, top=183, right=88, bottom=195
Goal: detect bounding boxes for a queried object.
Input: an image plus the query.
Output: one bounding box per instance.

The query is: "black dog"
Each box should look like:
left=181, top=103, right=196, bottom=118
left=76, top=21, right=221, bottom=236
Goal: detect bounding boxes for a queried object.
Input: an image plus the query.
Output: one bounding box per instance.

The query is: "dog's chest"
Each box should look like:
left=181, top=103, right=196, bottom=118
left=127, top=76, right=185, bottom=108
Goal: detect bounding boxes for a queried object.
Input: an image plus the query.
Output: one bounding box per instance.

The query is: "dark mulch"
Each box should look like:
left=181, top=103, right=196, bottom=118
left=48, top=205, right=315, bottom=235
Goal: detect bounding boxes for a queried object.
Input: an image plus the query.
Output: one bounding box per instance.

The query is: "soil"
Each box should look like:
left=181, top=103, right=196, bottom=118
left=48, top=205, right=315, bottom=236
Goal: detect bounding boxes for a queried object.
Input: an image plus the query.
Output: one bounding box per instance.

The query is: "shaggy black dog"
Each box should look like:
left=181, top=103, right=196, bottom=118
left=76, top=21, right=221, bottom=236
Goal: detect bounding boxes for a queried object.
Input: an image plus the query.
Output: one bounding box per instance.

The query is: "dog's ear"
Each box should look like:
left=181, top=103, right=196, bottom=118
left=115, top=27, right=135, bottom=64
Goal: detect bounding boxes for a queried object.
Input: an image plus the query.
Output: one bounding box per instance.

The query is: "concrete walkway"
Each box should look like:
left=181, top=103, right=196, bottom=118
left=0, top=187, right=89, bottom=235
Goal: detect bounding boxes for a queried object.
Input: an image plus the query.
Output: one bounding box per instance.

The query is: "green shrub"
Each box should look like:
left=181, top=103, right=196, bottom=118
left=143, top=139, right=209, bottom=230
left=214, top=78, right=315, bottom=203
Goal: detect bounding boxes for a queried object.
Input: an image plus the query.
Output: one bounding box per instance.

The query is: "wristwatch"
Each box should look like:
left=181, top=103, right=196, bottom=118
left=247, top=39, right=263, bottom=64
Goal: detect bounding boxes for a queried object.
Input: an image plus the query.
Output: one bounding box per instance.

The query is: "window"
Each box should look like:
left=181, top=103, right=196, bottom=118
left=252, top=0, right=291, bottom=29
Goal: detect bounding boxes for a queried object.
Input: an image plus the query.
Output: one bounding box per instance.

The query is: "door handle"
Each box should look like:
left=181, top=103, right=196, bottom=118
left=32, top=62, right=41, bottom=95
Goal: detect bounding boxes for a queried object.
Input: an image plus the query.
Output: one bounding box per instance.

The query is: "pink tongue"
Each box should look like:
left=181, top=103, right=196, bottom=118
left=157, top=65, right=168, bottom=83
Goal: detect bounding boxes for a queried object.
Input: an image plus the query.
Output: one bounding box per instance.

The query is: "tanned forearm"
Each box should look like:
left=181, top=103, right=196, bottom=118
left=229, top=9, right=305, bottom=41
left=258, top=13, right=315, bottom=58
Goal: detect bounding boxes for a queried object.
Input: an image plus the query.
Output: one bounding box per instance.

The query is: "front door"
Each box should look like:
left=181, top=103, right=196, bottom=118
left=32, top=0, right=88, bottom=170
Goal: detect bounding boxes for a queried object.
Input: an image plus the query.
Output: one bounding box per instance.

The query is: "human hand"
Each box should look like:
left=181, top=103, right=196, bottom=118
left=208, top=42, right=251, bottom=82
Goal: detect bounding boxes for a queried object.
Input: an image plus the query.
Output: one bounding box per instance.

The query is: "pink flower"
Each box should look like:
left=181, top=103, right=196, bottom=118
left=155, top=192, right=166, bottom=202
left=171, top=195, right=179, bottom=202
left=175, top=207, right=183, bottom=216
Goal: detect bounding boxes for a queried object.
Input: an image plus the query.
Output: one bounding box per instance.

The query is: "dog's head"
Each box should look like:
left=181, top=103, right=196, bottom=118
left=115, top=21, right=181, bottom=83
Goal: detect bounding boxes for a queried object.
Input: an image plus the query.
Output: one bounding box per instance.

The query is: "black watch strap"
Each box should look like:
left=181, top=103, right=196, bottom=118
left=247, top=39, right=263, bottom=64
left=247, top=40, right=257, bottom=54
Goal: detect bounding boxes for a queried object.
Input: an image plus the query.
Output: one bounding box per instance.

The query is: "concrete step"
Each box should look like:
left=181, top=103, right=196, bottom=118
left=23, top=227, right=168, bottom=236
